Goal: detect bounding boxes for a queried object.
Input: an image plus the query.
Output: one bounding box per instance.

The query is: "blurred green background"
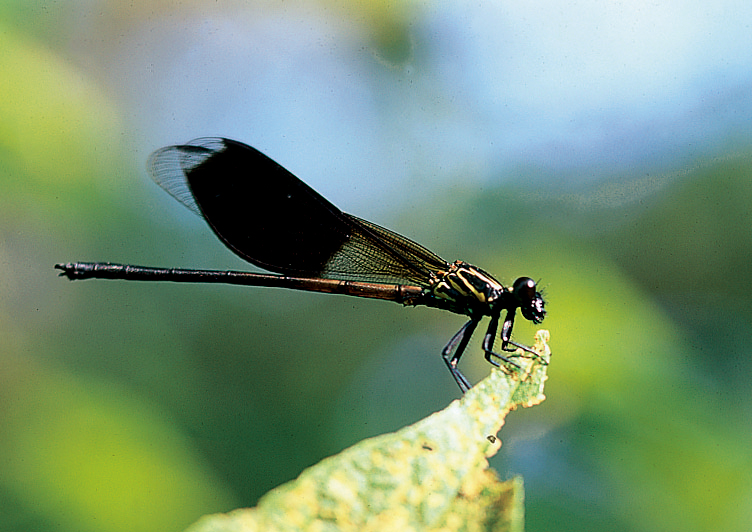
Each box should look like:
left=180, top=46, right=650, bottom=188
left=2, top=1, right=751, bottom=531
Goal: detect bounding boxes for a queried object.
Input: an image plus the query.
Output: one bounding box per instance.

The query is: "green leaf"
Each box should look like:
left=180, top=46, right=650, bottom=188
left=186, top=330, right=551, bottom=532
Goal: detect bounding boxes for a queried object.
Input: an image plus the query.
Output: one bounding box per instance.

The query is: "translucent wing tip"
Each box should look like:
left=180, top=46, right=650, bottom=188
left=147, top=138, right=230, bottom=217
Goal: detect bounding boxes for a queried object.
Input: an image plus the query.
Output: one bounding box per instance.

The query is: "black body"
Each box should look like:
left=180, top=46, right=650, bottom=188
left=56, top=138, right=546, bottom=392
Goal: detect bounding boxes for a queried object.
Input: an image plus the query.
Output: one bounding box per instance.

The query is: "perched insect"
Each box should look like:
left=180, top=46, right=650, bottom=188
left=56, top=138, right=546, bottom=392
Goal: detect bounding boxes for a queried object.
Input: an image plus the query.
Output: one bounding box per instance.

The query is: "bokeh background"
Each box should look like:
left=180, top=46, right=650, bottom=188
left=2, top=1, right=751, bottom=531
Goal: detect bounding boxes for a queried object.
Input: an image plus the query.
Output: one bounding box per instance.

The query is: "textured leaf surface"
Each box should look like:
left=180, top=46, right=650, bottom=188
left=186, top=330, right=551, bottom=532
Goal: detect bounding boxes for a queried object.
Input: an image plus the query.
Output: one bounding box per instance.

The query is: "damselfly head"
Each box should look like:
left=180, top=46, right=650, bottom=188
left=512, top=277, right=546, bottom=324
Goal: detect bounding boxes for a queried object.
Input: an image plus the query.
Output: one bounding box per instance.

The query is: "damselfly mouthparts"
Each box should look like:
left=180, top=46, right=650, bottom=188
left=56, top=138, right=546, bottom=392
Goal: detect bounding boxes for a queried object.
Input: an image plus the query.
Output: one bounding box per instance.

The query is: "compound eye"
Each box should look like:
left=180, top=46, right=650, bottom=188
left=512, top=277, right=536, bottom=303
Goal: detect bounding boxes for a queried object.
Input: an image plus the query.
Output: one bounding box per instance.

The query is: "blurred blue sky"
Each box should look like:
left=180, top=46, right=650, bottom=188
left=65, top=0, right=751, bottom=215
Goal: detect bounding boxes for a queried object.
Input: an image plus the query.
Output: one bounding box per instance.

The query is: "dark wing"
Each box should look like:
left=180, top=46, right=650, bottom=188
left=148, top=138, right=448, bottom=286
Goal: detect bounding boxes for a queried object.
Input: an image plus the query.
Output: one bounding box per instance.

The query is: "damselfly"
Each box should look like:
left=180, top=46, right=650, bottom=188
left=56, top=138, right=546, bottom=392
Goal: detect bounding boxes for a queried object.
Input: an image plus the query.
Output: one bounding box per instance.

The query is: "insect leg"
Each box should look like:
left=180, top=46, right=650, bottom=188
left=482, top=312, right=522, bottom=370
left=442, top=319, right=479, bottom=393
left=499, top=309, right=548, bottom=364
